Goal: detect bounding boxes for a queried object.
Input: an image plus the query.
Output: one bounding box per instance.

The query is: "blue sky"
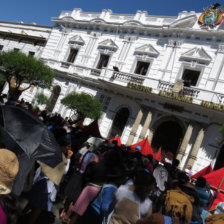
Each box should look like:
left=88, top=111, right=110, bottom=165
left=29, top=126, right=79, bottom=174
left=0, top=0, right=219, bottom=26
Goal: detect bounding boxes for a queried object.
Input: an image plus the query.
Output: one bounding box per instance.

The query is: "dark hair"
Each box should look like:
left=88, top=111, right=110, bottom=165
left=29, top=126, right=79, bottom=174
left=196, top=177, right=207, bottom=188
left=134, top=168, right=155, bottom=201
left=172, top=159, right=180, bottom=168
left=0, top=194, right=18, bottom=224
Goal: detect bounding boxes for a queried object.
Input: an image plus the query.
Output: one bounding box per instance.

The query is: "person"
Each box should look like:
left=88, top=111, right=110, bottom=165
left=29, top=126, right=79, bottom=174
left=0, top=148, right=19, bottom=224
left=195, top=177, right=210, bottom=223
left=185, top=165, right=193, bottom=177
left=76, top=166, right=127, bottom=224
left=24, top=136, right=72, bottom=224
left=107, top=168, right=155, bottom=224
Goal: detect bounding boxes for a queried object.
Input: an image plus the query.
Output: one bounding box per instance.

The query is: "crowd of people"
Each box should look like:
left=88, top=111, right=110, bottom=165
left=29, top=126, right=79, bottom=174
left=0, top=98, right=224, bottom=224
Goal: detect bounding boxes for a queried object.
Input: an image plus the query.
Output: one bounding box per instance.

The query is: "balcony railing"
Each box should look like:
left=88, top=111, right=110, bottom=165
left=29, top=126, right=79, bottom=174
left=42, top=58, right=224, bottom=110
left=158, top=80, right=200, bottom=98
left=90, top=68, right=101, bottom=76
left=112, top=71, right=144, bottom=84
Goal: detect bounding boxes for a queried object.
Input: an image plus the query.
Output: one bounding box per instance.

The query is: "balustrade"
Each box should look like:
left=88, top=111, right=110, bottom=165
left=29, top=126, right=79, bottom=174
left=158, top=80, right=200, bottom=98
left=112, top=71, right=144, bottom=84
left=90, top=68, right=101, bottom=76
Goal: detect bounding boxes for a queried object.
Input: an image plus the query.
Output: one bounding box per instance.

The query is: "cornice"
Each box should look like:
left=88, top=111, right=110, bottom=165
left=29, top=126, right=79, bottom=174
left=52, top=17, right=224, bottom=40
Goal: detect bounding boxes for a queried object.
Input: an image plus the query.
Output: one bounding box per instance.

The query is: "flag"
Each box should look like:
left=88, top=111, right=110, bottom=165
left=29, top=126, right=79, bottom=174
left=130, top=138, right=153, bottom=156
left=154, top=147, right=161, bottom=162
left=191, top=163, right=213, bottom=179
left=203, top=167, right=224, bottom=210
left=109, top=136, right=122, bottom=146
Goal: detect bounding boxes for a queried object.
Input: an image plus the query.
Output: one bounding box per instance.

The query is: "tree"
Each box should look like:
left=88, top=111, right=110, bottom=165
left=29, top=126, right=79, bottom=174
left=0, top=50, right=54, bottom=100
left=33, top=93, right=50, bottom=106
left=61, top=92, right=102, bottom=120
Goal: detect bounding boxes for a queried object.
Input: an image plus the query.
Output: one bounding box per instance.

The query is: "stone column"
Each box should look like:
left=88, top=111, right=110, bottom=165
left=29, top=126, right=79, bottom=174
left=148, top=129, right=154, bottom=144
left=186, top=128, right=205, bottom=168
left=138, top=111, right=152, bottom=141
left=176, top=123, right=193, bottom=162
left=126, top=109, right=143, bottom=145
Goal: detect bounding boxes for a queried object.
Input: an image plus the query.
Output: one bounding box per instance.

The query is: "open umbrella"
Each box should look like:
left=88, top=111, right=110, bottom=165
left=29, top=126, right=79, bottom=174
left=0, top=105, right=62, bottom=168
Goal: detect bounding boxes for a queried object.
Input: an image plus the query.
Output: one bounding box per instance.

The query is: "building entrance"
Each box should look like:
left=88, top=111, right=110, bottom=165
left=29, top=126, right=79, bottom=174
left=151, top=120, right=183, bottom=156
left=48, top=85, right=61, bottom=112
left=109, top=107, right=129, bottom=139
left=214, top=145, right=224, bottom=170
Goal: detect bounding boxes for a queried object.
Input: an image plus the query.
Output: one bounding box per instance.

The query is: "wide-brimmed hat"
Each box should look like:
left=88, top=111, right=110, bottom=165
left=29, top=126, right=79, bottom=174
left=0, top=149, right=19, bottom=194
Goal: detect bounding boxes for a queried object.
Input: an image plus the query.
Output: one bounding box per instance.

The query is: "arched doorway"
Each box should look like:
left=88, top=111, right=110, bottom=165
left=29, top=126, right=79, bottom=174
left=214, top=145, right=224, bottom=170
left=48, top=85, right=61, bottom=112
left=151, top=120, right=183, bottom=156
left=109, top=107, right=129, bottom=138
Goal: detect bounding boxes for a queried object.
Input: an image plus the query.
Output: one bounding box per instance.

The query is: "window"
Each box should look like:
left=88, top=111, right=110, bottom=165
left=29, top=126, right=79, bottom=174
left=99, top=94, right=111, bottom=112
left=0, top=45, right=3, bottom=52
left=67, top=48, right=78, bottom=63
left=134, top=61, right=150, bottom=75
left=182, top=69, right=200, bottom=87
left=97, top=54, right=110, bottom=69
left=29, top=51, right=35, bottom=57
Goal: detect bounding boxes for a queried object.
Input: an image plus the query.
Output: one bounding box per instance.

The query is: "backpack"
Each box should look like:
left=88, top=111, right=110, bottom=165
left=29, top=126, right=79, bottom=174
left=165, top=189, right=194, bottom=224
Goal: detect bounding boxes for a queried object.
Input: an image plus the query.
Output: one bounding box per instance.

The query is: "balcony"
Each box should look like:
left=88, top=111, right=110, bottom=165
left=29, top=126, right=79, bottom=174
left=112, top=71, right=144, bottom=85
left=42, top=58, right=224, bottom=112
left=158, top=80, right=200, bottom=98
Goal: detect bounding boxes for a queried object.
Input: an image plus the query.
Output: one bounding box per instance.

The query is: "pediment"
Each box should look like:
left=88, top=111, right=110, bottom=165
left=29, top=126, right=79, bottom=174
left=98, top=39, right=118, bottom=50
left=69, top=35, right=85, bottom=45
left=135, top=44, right=159, bottom=57
left=181, top=47, right=212, bottom=63
left=123, top=20, right=143, bottom=26
left=90, top=18, right=106, bottom=24
left=169, top=15, right=197, bottom=28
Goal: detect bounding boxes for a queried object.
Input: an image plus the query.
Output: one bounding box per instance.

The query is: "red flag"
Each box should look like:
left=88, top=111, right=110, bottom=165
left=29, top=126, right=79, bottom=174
left=130, top=138, right=153, bottom=156
left=210, top=191, right=224, bottom=210
left=109, top=136, right=122, bottom=146
left=192, top=163, right=213, bottom=179
left=154, top=148, right=161, bottom=162
left=203, top=167, right=224, bottom=210
left=203, top=167, right=224, bottom=190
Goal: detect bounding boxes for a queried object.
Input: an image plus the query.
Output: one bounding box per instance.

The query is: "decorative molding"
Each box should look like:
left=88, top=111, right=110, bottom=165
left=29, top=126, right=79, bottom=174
left=181, top=47, right=212, bottom=63
left=169, top=15, right=197, bottom=28
left=135, top=44, right=159, bottom=57
left=217, top=44, right=224, bottom=53
left=98, top=39, right=118, bottom=51
left=167, top=39, right=183, bottom=47
left=68, top=35, right=85, bottom=45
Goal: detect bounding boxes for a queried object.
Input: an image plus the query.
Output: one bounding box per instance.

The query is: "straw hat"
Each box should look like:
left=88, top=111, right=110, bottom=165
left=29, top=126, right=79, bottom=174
left=0, top=149, right=19, bottom=194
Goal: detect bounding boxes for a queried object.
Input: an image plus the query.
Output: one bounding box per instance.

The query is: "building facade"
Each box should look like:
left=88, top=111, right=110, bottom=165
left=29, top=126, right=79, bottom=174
left=1, top=8, right=224, bottom=173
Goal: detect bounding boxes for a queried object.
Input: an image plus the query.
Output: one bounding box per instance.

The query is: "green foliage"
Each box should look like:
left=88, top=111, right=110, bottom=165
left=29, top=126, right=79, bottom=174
left=61, top=92, right=102, bottom=120
left=33, top=93, right=50, bottom=106
left=0, top=50, right=54, bottom=94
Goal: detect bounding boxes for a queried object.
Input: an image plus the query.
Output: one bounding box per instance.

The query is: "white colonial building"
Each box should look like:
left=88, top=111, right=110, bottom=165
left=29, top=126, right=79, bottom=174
left=1, top=8, right=224, bottom=173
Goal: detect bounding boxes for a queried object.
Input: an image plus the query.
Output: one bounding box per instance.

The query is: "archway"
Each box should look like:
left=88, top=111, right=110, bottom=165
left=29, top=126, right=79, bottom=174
left=109, top=107, right=129, bottom=139
left=214, top=145, right=224, bottom=170
left=151, top=120, right=183, bottom=157
left=48, top=85, right=61, bottom=112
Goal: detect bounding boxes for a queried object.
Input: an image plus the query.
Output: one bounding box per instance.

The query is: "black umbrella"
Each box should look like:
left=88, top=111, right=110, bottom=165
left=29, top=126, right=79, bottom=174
left=0, top=105, right=62, bottom=168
